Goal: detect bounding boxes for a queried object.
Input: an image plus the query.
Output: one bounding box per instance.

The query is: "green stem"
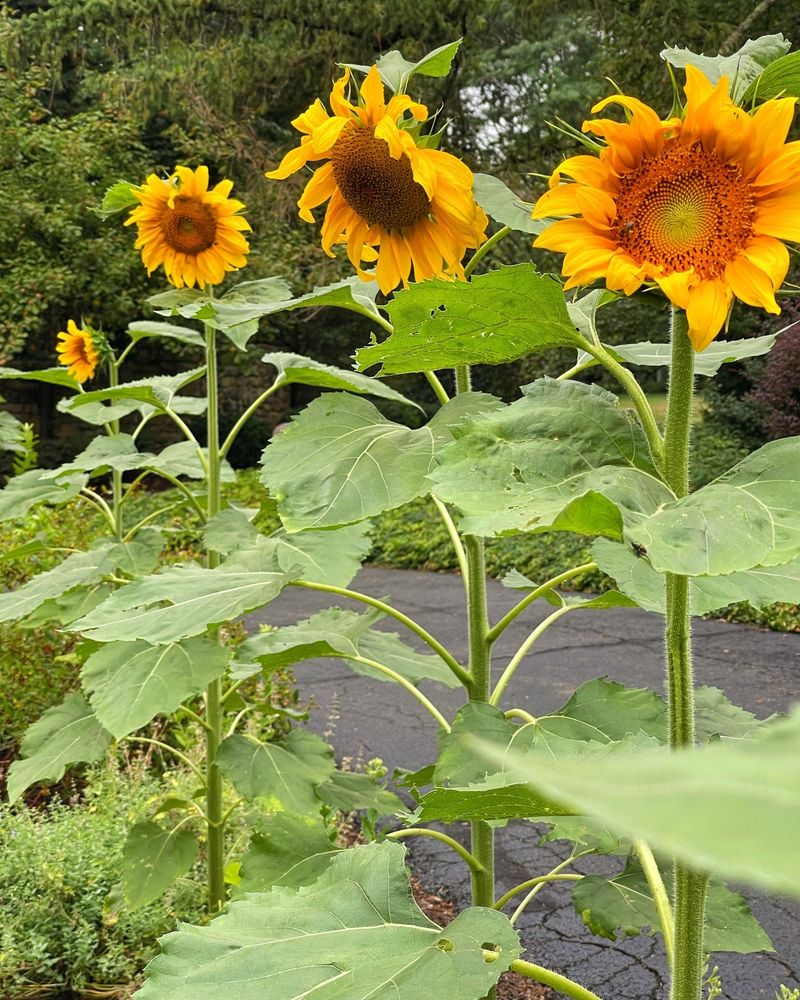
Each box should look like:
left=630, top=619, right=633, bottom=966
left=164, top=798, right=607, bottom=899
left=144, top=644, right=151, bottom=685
left=107, top=358, right=124, bottom=541
left=509, top=959, right=604, bottom=1000
left=347, top=655, right=451, bottom=732
left=455, top=364, right=471, bottom=395
left=490, top=605, right=572, bottom=706
left=425, top=370, right=450, bottom=405
left=143, top=468, right=206, bottom=518
left=663, top=308, right=706, bottom=1000
left=220, top=381, right=281, bottom=459
left=635, top=839, right=674, bottom=969
left=124, top=736, right=206, bottom=785
left=464, top=225, right=512, bottom=278
left=386, top=828, right=483, bottom=874
left=431, top=494, right=469, bottom=584
left=581, top=340, right=664, bottom=471
left=504, top=707, right=537, bottom=726
left=204, top=322, right=226, bottom=915
left=487, top=562, right=597, bottom=641
left=493, top=873, right=583, bottom=912
left=80, top=488, right=116, bottom=532
left=292, top=580, right=469, bottom=685
left=163, top=405, right=207, bottom=470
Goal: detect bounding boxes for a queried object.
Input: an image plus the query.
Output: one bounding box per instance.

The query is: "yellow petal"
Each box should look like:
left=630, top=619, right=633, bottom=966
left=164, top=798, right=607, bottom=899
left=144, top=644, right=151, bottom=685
left=725, top=255, right=780, bottom=313
left=297, top=162, right=337, bottom=222
left=686, top=280, right=733, bottom=351
left=329, top=69, right=354, bottom=118
left=655, top=270, right=694, bottom=310
left=359, top=66, right=386, bottom=126
left=743, top=236, right=789, bottom=290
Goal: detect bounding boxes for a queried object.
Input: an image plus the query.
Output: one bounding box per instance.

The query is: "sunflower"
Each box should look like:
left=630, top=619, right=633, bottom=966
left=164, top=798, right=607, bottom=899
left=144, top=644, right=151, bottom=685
left=532, top=66, right=800, bottom=350
left=266, top=66, right=488, bottom=294
left=125, top=166, right=251, bottom=289
left=56, top=320, right=99, bottom=383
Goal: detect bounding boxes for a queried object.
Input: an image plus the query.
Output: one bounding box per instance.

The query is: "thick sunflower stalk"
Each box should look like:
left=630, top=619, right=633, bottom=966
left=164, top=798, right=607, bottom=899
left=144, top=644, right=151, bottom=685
left=533, top=64, right=800, bottom=1000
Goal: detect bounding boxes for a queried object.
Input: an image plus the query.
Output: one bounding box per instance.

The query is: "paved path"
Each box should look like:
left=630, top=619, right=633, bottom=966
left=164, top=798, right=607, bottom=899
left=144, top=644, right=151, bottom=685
left=250, top=567, right=800, bottom=1000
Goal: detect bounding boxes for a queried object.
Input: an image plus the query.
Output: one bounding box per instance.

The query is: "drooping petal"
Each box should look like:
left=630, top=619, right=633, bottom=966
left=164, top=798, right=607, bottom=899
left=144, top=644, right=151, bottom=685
left=686, top=279, right=733, bottom=351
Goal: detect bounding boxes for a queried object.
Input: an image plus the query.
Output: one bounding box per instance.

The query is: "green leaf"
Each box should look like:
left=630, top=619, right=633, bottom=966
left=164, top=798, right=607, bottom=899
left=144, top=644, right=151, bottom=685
left=743, top=49, right=800, bottom=100
left=67, top=433, right=156, bottom=474
left=577, top=335, right=778, bottom=377
left=66, top=367, right=206, bottom=415
left=260, top=351, right=420, bottom=408
left=539, top=816, right=625, bottom=854
left=151, top=441, right=234, bottom=481
left=225, top=523, right=372, bottom=589
left=538, top=676, right=666, bottom=742
left=234, top=605, right=460, bottom=689
left=694, top=686, right=764, bottom=743
left=237, top=813, right=339, bottom=894
left=430, top=378, right=667, bottom=536
left=261, top=390, right=500, bottom=531
left=245, top=276, right=383, bottom=322
left=626, top=437, right=800, bottom=575
left=108, top=527, right=165, bottom=576
left=346, top=39, right=462, bottom=93
left=82, top=637, right=232, bottom=739
left=7, top=693, right=112, bottom=803
left=0, top=468, right=87, bottom=523
left=127, top=320, right=205, bottom=348
left=317, top=770, right=404, bottom=815
left=356, top=265, right=584, bottom=375
left=71, top=562, right=298, bottom=643
left=203, top=507, right=259, bottom=556
left=216, top=730, right=334, bottom=812
left=572, top=861, right=773, bottom=953
left=661, top=34, right=790, bottom=102
left=0, top=410, right=24, bottom=453
left=122, top=820, right=199, bottom=909
left=20, top=583, right=112, bottom=628
left=472, top=173, right=544, bottom=235
left=0, top=544, right=117, bottom=623
left=98, top=179, right=140, bottom=218
left=135, top=841, right=520, bottom=1000
left=0, top=366, right=79, bottom=389
left=474, top=709, right=800, bottom=897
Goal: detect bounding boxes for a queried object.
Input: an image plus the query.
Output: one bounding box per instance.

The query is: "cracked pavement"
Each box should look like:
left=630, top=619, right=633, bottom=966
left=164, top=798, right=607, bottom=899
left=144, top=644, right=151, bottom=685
left=249, top=566, right=800, bottom=999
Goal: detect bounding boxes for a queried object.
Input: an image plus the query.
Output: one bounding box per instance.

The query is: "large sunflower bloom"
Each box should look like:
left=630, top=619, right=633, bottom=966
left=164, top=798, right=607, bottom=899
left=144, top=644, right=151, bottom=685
left=266, top=66, right=488, bottom=294
left=56, top=320, right=99, bottom=383
left=533, top=66, right=800, bottom=350
left=125, top=166, right=250, bottom=289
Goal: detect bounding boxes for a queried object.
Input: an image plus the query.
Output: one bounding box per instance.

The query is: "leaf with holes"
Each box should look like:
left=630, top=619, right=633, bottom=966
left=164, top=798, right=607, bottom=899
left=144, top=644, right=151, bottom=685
left=430, top=378, right=667, bottom=537
left=135, top=841, right=521, bottom=1000
left=356, top=265, right=584, bottom=375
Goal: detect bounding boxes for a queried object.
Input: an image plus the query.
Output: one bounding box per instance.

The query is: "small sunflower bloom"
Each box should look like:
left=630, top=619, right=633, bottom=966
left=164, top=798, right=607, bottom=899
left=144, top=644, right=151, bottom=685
left=532, top=66, right=800, bottom=350
left=125, top=166, right=251, bottom=289
left=56, top=320, right=100, bottom=383
left=267, top=66, right=488, bottom=294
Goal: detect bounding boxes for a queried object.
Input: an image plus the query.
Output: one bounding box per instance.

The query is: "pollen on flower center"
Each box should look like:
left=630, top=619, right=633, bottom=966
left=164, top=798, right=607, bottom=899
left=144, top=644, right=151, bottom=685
left=613, top=142, right=755, bottom=278
left=160, top=196, right=217, bottom=255
left=331, top=125, right=431, bottom=231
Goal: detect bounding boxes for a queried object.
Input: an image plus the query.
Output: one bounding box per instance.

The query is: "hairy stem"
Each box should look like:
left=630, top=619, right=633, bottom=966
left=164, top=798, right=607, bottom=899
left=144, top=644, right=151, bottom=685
left=663, top=309, right=706, bottom=1000
left=204, top=323, right=226, bottom=915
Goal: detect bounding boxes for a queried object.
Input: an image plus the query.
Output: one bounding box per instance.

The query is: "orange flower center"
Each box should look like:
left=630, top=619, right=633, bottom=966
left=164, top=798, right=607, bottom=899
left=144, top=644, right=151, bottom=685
left=161, top=196, right=217, bottom=255
left=613, top=142, right=755, bottom=278
left=331, top=125, right=431, bottom=231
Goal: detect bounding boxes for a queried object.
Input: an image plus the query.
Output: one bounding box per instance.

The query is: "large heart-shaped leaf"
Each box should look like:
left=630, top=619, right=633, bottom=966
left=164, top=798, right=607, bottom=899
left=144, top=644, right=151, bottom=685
left=261, top=391, right=500, bottom=531
left=356, top=265, right=584, bottom=375
left=7, top=693, right=112, bottom=803
left=82, top=637, right=232, bottom=738
left=430, top=378, right=667, bottom=536
left=216, top=730, right=335, bottom=813
left=135, top=841, right=521, bottom=1000
left=233, top=605, right=460, bottom=688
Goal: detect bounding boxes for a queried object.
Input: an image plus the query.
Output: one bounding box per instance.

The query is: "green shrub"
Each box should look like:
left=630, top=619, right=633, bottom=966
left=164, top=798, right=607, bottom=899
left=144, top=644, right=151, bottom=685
left=0, top=762, right=205, bottom=997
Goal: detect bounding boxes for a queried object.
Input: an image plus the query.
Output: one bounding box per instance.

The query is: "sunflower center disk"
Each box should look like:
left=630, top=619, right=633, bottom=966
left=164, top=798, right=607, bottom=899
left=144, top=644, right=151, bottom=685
left=161, top=196, right=217, bottom=255
left=331, top=125, right=431, bottom=231
left=613, top=142, right=755, bottom=279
